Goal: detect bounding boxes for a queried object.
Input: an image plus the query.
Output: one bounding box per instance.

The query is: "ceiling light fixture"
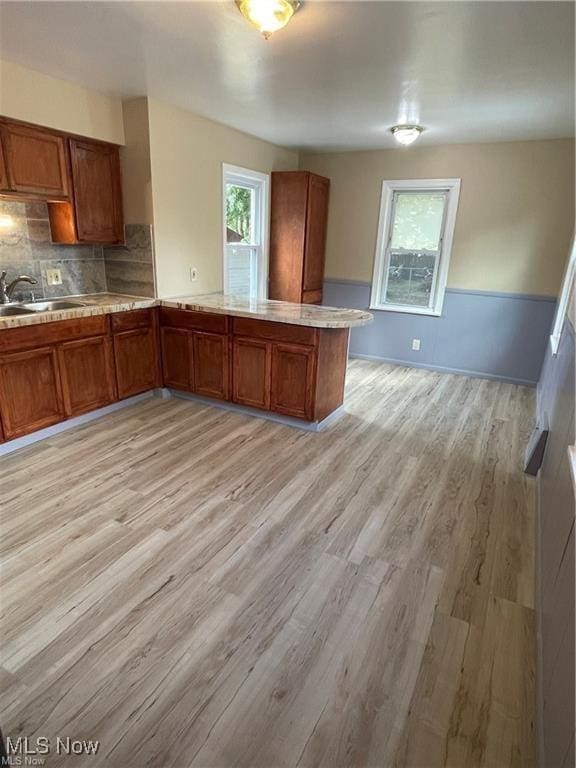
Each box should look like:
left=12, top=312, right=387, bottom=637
left=390, top=124, right=424, bottom=146
left=235, top=0, right=300, bottom=39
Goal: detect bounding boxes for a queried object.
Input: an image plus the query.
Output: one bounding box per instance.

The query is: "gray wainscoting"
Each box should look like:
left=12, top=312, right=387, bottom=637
left=535, top=318, right=575, bottom=768
left=324, top=279, right=557, bottom=385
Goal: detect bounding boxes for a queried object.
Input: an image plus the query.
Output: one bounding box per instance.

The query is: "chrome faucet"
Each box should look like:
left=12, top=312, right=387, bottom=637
left=0, top=271, right=38, bottom=304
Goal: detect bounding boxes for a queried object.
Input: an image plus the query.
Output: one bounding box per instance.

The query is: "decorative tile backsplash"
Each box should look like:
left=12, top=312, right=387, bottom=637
left=0, top=200, right=156, bottom=300
left=104, top=224, right=156, bottom=297
left=0, top=200, right=106, bottom=301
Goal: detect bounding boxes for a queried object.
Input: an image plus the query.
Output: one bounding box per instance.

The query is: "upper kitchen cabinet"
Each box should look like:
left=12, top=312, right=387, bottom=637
left=269, top=171, right=330, bottom=305
left=49, top=138, right=124, bottom=245
left=0, top=135, right=9, bottom=192
left=0, top=116, right=125, bottom=245
left=0, top=120, right=69, bottom=197
left=69, top=139, right=124, bottom=243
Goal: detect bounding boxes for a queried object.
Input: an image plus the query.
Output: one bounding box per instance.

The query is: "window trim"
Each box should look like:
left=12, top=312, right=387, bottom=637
left=370, top=178, right=461, bottom=316
left=222, top=163, right=270, bottom=300
left=549, top=234, right=576, bottom=355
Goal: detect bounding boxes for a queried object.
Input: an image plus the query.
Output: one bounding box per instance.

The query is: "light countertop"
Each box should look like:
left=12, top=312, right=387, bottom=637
left=161, top=293, right=373, bottom=328
left=0, top=293, right=156, bottom=330
left=0, top=292, right=373, bottom=330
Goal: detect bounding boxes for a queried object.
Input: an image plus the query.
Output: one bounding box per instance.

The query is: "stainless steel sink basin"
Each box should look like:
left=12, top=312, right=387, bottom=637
left=21, top=300, right=88, bottom=311
left=0, top=305, right=36, bottom=316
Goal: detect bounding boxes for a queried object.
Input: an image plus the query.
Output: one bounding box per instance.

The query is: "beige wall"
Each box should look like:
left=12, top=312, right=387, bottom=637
left=120, top=99, right=154, bottom=225
left=148, top=98, right=298, bottom=298
left=301, top=139, right=574, bottom=296
left=0, top=59, right=124, bottom=144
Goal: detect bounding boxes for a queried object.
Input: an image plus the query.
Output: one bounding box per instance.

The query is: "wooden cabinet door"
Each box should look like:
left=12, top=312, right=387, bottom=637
left=0, top=347, right=65, bottom=439
left=192, top=331, right=229, bottom=400
left=269, top=171, right=308, bottom=303
left=270, top=343, right=315, bottom=420
left=0, top=122, right=69, bottom=197
left=232, top=338, right=271, bottom=410
left=303, top=174, right=330, bottom=295
left=58, top=336, right=116, bottom=417
left=161, top=327, right=192, bottom=391
left=69, top=139, right=123, bottom=244
left=0, top=136, right=9, bottom=191
left=114, top=328, right=158, bottom=399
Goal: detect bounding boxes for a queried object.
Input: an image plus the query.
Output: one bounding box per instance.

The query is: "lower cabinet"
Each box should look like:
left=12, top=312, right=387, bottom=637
left=0, top=346, right=65, bottom=439
left=58, top=335, right=116, bottom=416
left=193, top=331, right=229, bottom=400
left=0, top=311, right=161, bottom=443
left=160, top=323, right=229, bottom=399
left=232, top=339, right=315, bottom=418
left=0, top=308, right=349, bottom=442
left=232, top=338, right=271, bottom=410
left=161, top=327, right=192, bottom=391
left=270, top=343, right=315, bottom=419
left=113, top=328, right=158, bottom=399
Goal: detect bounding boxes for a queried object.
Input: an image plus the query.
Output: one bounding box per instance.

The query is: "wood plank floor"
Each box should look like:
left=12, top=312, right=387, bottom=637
left=0, top=360, right=536, bottom=767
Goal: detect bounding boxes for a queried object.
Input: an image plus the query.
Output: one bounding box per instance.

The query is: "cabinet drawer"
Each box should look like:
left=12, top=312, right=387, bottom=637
left=111, top=308, right=155, bottom=333
left=0, top=315, right=109, bottom=353
left=232, top=317, right=317, bottom=346
left=159, top=307, right=228, bottom=334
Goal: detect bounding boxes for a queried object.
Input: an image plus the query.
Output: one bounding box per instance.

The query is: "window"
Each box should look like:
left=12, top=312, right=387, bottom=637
left=223, top=164, right=269, bottom=300
left=550, top=234, right=576, bottom=355
left=370, top=179, right=461, bottom=316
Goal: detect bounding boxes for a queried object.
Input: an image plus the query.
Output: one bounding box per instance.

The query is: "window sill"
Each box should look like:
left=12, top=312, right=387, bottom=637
left=369, top=304, right=442, bottom=317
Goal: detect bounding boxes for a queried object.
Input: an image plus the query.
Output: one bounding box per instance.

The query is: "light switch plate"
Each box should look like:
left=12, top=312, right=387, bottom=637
left=46, top=268, right=62, bottom=286
left=412, top=338, right=421, bottom=351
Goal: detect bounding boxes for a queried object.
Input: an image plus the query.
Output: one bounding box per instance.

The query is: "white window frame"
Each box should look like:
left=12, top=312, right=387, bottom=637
left=549, top=234, right=576, bottom=355
left=370, top=178, right=461, bottom=316
left=222, top=163, right=270, bottom=300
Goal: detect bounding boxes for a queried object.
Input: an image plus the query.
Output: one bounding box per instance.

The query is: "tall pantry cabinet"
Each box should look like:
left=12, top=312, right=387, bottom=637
left=268, top=171, right=330, bottom=305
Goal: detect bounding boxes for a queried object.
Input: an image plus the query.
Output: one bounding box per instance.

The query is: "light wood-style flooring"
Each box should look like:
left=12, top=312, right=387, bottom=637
left=0, top=360, right=535, bottom=767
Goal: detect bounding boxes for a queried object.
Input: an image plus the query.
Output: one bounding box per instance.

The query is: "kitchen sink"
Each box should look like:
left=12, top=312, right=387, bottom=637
left=0, top=305, right=36, bottom=316
left=0, top=299, right=89, bottom=317
left=21, top=300, right=88, bottom=311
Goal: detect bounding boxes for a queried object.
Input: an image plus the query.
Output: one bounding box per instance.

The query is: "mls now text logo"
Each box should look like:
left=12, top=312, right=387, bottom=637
left=2, top=736, right=100, bottom=765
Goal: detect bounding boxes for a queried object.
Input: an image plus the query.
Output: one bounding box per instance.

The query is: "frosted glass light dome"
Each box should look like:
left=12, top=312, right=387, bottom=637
left=391, top=125, right=424, bottom=146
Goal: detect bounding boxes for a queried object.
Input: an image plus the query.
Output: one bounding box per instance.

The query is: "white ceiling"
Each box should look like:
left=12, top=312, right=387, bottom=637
left=0, top=1, right=573, bottom=151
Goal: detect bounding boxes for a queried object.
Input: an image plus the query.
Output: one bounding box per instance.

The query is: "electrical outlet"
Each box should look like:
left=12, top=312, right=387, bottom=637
left=412, top=338, right=421, bottom=351
left=46, top=268, right=62, bottom=286
left=189, top=267, right=198, bottom=282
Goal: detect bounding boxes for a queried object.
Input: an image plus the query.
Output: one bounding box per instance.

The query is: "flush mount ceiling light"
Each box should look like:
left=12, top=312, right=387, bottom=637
left=235, top=0, right=300, bottom=39
left=390, top=125, right=424, bottom=146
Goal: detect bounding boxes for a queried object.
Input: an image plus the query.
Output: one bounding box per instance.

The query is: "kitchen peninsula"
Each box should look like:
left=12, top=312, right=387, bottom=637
left=0, top=293, right=373, bottom=448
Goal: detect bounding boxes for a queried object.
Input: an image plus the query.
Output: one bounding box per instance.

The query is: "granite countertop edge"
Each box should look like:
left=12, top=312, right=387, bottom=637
left=0, top=293, right=374, bottom=330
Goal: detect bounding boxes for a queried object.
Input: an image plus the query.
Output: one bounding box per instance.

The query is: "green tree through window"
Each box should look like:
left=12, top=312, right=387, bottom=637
left=226, top=184, right=252, bottom=243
